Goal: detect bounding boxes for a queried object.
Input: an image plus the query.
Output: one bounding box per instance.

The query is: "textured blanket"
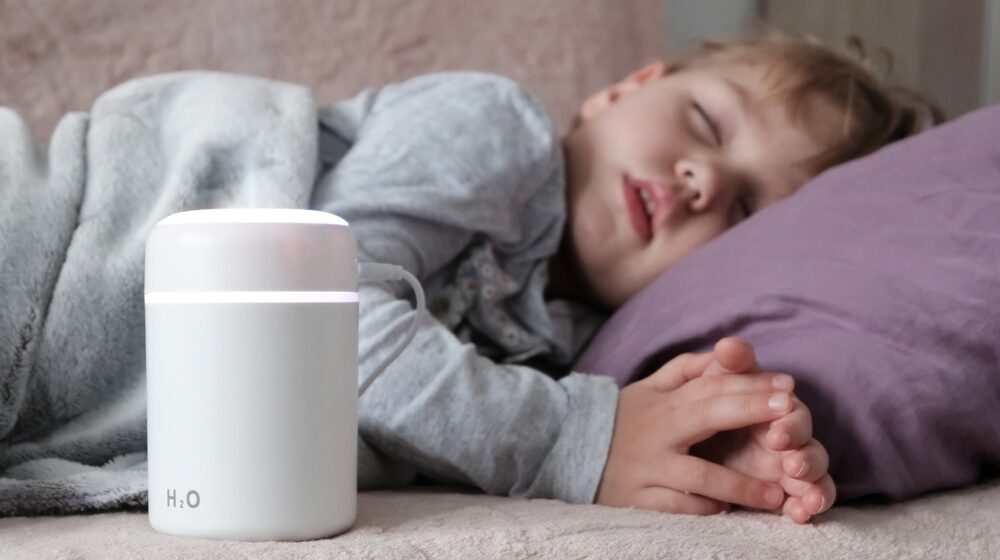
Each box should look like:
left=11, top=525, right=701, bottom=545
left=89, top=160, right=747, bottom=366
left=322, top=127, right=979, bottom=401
left=0, top=72, right=319, bottom=515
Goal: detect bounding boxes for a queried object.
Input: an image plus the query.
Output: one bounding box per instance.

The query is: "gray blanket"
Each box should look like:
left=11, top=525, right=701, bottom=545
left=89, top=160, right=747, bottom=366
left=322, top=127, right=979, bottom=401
left=0, top=72, right=320, bottom=515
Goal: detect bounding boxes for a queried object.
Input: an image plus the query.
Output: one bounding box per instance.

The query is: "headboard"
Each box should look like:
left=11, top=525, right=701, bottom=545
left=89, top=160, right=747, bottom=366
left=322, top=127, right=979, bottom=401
left=0, top=0, right=666, bottom=139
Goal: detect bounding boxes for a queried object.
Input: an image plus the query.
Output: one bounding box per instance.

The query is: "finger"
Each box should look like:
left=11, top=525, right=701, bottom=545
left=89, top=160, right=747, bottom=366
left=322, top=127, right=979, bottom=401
left=781, top=440, right=830, bottom=483
left=783, top=496, right=813, bottom=524
left=660, top=455, right=786, bottom=511
left=776, top=473, right=812, bottom=498
left=645, top=352, right=714, bottom=392
left=672, top=372, right=795, bottom=405
left=801, top=474, right=836, bottom=516
left=703, top=337, right=760, bottom=377
left=679, top=392, right=793, bottom=445
left=632, top=486, right=729, bottom=516
left=765, top=398, right=812, bottom=451
left=777, top=471, right=835, bottom=517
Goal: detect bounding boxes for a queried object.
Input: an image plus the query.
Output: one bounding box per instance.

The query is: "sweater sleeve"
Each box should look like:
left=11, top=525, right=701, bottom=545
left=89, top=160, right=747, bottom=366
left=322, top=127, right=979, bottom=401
left=311, top=73, right=620, bottom=503
left=357, top=282, right=619, bottom=504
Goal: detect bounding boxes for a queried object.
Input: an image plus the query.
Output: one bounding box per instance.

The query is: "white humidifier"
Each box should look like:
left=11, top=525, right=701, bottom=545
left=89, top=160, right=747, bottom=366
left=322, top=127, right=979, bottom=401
left=145, top=208, right=367, bottom=541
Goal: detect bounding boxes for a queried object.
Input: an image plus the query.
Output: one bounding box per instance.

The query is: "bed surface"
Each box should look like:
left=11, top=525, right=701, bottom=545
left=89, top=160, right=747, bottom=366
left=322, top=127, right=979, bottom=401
left=3, top=480, right=998, bottom=559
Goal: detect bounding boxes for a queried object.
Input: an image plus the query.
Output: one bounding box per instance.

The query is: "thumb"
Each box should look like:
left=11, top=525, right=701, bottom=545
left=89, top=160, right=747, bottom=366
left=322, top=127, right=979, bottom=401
left=644, top=351, right=714, bottom=392
left=703, top=337, right=759, bottom=377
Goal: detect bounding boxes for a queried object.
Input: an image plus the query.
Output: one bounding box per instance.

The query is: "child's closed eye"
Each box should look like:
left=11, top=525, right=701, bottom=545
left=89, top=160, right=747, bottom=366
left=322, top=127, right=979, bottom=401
left=691, top=102, right=722, bottom=147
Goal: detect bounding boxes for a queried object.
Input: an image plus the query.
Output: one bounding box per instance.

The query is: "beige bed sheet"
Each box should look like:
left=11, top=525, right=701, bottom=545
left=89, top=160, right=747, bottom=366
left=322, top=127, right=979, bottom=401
left=2, top=480, right=998, bottom=559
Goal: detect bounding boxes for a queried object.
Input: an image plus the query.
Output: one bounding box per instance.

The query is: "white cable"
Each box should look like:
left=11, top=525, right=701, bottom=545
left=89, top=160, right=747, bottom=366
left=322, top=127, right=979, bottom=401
left=356, top=262, right=425, bottom=397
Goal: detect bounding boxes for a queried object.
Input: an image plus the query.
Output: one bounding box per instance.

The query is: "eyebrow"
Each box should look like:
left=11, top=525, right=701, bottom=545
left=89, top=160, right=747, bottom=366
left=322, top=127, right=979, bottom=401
left=724, top=78, right=750, bottom=108
left=720, top=77, right=803, bottom=202
left=722, top=77, right=767, bottom=134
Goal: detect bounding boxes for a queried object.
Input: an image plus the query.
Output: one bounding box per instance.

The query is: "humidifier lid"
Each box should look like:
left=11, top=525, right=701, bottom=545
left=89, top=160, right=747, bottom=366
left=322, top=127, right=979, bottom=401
left=145, top=208, right=358, bottom=296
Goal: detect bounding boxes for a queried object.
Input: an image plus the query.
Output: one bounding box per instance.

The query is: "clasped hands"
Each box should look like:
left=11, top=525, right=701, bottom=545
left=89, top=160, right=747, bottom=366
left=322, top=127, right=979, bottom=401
left=596, top=338, right=836, bottom=524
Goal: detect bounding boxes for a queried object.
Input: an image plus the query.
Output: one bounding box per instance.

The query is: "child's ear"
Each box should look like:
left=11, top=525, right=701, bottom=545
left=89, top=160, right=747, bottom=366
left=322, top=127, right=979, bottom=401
left=578, top=61, right=667, bottom=121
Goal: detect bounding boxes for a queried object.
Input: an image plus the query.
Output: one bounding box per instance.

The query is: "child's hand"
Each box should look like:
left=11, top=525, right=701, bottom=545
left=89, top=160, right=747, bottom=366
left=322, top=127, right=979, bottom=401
left=595, top=346, right=795, bottom=514
left=691, top=338, right=837, bottom=524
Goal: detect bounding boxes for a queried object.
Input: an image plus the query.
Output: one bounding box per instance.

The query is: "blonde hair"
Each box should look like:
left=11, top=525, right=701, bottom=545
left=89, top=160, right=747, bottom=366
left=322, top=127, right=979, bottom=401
left=668, top=28, right=945, bottom=173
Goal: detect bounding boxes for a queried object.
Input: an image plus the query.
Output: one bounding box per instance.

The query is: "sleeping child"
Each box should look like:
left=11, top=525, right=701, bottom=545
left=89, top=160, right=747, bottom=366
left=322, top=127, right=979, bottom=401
left=312, top=29, right=940, bottom=524
left=0, top=29, right=939, bottom=521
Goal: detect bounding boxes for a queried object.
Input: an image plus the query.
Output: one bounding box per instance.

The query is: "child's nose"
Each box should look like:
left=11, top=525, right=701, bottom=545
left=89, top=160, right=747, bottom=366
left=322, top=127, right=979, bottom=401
left=675, top=158, right=723, bottom=213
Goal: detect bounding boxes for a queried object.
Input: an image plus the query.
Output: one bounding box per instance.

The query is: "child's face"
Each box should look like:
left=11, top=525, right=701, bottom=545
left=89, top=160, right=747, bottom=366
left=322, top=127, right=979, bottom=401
left=561, top=59, right=844, bottom=309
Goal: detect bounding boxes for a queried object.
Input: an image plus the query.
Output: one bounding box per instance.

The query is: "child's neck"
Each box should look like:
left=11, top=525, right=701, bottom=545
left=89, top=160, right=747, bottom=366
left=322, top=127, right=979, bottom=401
left=544, top=234, right=605, bottom=311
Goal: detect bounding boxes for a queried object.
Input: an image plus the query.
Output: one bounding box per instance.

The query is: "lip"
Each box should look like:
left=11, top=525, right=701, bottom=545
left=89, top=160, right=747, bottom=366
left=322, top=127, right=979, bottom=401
left=623, top=176, right=652, bottom=242
left=623, top=174, right=676, bottom=243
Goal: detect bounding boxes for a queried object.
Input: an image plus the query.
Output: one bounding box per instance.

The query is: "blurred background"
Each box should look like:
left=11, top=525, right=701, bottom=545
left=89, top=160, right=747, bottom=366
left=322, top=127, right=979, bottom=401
left=2, top=0, right=997, bottom=140
left=665, top=0, right=999, bottom=123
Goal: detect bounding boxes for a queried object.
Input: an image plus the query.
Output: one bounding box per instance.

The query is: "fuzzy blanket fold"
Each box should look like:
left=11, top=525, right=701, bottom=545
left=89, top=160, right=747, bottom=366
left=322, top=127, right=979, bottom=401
left=0, top=71, right=318, bottom=516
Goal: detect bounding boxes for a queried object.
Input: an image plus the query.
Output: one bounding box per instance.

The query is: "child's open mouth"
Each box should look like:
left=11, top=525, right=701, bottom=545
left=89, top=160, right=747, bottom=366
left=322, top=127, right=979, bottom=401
left=623, top=174, right=674, bottom=243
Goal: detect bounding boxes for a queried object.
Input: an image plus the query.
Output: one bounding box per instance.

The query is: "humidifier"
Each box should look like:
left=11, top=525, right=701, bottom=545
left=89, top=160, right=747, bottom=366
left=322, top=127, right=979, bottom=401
left=144, top=208, right=421, bottom=542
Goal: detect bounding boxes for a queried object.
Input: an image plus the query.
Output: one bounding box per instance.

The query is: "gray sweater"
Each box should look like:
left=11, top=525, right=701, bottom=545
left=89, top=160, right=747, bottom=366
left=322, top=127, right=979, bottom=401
left=315, top=72, right=618, bottom=504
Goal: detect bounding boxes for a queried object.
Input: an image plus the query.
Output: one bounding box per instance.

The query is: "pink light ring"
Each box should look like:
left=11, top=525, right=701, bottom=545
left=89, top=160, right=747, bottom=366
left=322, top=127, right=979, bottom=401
left=145, top=291, right=359, bottom=304
left=156, top=209, right=349, bottom=226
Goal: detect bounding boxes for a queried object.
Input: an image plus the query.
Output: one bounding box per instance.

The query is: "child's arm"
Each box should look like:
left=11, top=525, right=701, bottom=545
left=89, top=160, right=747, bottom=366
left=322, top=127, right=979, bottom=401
left=315, top=72, right=607, bottom=502
left=356, top=280, right=615, bottom=503
left=356, top=284, right=792, bottom=506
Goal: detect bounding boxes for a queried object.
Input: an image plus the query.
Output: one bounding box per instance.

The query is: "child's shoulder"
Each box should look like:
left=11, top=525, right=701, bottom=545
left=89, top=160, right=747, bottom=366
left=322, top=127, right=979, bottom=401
left=383, top=71, right=542, bottom=115
left=396, top=71, right=528, bottom=98
left=386, top=71, right=556, bottom=140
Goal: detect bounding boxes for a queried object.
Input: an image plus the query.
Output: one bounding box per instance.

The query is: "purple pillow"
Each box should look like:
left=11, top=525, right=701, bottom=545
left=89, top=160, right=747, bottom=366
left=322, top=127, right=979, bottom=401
left=574, top=104, right=1000, bottom=502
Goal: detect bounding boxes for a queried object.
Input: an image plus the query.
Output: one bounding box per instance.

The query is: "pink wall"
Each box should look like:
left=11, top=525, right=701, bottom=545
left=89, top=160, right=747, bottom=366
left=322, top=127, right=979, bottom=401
left=0, top=0, right=666, bottom=139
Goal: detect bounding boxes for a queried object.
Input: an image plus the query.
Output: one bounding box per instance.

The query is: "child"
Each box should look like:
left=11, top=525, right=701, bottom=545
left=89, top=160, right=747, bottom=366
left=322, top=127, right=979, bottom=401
left=0, top=29, right=936, bottom=521
left=311, top=29, right=939, bottom=524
